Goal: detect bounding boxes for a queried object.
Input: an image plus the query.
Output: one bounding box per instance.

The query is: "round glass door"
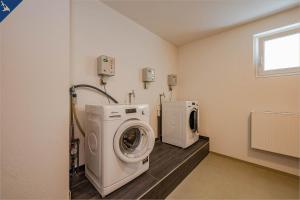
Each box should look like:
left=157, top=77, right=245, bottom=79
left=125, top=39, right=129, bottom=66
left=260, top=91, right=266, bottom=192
left=120, top=127, right=142, bottom=154
left=189, top=109, right=198, bottom=133
left=114, top=120, right=155, bottom=163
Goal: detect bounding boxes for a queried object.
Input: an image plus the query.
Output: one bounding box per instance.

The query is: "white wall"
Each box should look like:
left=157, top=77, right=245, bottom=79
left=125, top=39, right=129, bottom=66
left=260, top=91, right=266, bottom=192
left=178, top=7, right=300, bottom=175
left=1, top=0, right=70, bottom=198
left=71, top=0, right=178, bottom=166
left=0, top=23, right=2, bottom=198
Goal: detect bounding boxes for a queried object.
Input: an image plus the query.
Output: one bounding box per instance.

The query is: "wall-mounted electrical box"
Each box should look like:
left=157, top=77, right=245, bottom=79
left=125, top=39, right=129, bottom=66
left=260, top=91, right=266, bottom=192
left=142, top=67, right=155, bottom=89
left=97, top=55, right=115, bottom=76
left=168, top=74, right=177, bottom=91
left=142, top=67, right=155, bottom=82
left=168, top=74, right=177, bottom=86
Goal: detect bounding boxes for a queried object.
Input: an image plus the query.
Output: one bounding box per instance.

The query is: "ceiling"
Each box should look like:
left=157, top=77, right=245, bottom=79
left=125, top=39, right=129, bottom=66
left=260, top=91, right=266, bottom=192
left=102, top=0, right=299, bottom=46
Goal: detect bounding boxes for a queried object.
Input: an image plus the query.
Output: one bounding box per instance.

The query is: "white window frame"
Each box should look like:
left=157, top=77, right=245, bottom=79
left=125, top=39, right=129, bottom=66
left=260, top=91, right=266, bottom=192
left=253, top=23, right=300, bottom=77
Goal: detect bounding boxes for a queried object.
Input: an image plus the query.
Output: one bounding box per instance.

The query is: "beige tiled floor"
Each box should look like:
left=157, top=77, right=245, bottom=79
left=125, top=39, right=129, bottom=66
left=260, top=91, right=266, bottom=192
left=167, top=153, right=299, bottom=199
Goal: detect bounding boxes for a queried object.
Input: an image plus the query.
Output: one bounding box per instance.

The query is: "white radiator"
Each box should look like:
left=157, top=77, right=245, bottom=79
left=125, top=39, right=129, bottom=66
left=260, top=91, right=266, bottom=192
left=250, top=111, right=300, bottom=158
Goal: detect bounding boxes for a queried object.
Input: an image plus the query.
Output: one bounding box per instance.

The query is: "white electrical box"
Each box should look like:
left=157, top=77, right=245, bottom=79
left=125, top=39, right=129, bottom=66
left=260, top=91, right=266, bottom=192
left=168, top=74, right=177, bottom=86
left=142, top=68, right=155, bottom=82
left=97, top=55, right=115, bottom=76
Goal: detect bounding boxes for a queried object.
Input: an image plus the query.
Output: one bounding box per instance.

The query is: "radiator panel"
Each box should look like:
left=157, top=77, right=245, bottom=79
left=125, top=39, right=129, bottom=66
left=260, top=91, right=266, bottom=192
left=251, top=112, right=300, bottom=158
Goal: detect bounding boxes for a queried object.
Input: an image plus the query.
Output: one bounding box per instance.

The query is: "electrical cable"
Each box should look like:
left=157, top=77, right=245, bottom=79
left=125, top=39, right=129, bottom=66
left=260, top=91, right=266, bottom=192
left=69, top=95, right=74, bottom=140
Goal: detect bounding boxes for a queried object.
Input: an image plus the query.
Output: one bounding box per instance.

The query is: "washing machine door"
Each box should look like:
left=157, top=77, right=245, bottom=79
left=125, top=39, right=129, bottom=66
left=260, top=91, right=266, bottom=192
left=114, top=120, right=155, bottom=163
left=189, top=108, right=198, bottom=133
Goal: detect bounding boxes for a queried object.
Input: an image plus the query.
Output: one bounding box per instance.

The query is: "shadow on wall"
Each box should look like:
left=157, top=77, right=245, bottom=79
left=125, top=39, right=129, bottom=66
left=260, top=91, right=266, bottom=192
left=247, top=114, right=299, bottom=171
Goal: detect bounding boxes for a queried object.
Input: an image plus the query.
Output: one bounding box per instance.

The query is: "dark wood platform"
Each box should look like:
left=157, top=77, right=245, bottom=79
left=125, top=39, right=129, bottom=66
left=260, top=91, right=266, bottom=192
left=71, top=138, right=209, bottom=199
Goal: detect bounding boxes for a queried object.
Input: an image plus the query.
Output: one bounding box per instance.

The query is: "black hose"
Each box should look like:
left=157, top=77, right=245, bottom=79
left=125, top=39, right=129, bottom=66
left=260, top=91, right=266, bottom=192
left=71, top=84, right=119, bottom=104
left=69, top=95, right=74, bottom=140
left=69, top=83, right=119, bottom=137
left=69, top=83, right=119, bottom=175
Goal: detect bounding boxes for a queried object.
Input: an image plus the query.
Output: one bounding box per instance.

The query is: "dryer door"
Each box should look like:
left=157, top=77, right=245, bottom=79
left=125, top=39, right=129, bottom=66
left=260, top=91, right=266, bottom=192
left=114, top=120, right=155, bottom=163
left=189, top=108, right=198, bottom=133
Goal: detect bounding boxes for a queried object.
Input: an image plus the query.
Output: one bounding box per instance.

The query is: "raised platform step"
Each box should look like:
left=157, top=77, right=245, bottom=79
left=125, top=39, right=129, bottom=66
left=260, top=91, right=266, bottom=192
left=71, top=138, right=209, bottom=199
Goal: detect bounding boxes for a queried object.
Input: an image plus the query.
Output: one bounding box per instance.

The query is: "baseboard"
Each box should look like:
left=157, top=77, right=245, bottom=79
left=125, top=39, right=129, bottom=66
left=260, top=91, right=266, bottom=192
left=210, top=151, right=299, bottom=178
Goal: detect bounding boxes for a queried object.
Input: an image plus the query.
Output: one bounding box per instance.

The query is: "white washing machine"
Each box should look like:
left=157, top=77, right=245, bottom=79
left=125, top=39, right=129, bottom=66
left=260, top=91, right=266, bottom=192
left=162, top=101, right=199, bottom=148
left=85, top=104, right=155, bottom=197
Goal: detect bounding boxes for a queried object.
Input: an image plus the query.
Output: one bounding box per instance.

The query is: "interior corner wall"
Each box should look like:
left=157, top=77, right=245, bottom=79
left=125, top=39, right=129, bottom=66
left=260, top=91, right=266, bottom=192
left=1, top=0, right=70, bottom=198
left=71, top=0, right=178, bottom=166
left=0, top=23, right=2, bottom=199
left=178, top=7, right=300, bottom=175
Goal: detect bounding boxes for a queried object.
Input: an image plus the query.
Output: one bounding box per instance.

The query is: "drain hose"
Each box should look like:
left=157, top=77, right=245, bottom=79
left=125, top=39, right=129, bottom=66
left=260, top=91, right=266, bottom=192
left=70, top=84, right=119, bottom=137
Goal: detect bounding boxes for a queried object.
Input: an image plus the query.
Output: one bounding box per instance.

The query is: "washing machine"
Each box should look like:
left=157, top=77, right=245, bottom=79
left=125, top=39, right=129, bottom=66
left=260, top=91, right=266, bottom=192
left=85, top=104, right=155, bottom=197
left=162, top=101, right=199, bottom=148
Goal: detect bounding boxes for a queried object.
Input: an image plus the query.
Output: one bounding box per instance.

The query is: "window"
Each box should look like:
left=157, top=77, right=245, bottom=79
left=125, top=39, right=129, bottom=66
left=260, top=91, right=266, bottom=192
left=254, top=23, right=300, bottom=77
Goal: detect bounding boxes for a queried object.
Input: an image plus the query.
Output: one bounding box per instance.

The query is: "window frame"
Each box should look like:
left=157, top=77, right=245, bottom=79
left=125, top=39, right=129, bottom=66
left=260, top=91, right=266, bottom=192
left=253, top=23, right=300, bottom=77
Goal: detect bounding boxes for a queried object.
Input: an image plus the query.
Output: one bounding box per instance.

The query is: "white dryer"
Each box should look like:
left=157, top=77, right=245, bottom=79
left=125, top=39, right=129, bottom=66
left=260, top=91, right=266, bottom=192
left=85, top=104, right=155, bottom=197
left=162, top=101, right=199, bottom=148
